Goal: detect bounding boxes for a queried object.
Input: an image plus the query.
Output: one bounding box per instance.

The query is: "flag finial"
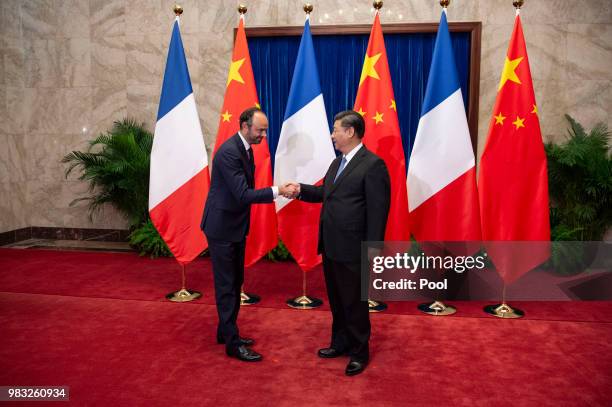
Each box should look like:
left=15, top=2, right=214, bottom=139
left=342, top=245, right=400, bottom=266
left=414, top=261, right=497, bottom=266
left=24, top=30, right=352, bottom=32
left=238, top=4, right=247, bottom=15
left=173, top=4, right=183, bottom=16
left=303, top=3, right=313, bottom=14
left=373, top=1, right=383, bottom=11
left=440, top=0, right=450, bottom=8
left=513, top=0, right=524, bottom=9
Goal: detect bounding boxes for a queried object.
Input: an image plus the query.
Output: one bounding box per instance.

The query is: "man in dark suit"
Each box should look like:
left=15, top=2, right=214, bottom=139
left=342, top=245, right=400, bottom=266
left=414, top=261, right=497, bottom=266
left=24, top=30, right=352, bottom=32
left=202, top=107, right=293, bottom=362
left=288, top=110, right=391, bottom=376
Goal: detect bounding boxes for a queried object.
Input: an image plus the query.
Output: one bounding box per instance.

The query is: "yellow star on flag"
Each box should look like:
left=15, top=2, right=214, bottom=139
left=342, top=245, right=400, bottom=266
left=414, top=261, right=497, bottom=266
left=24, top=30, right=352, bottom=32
left=359, top=53, right=382, bottom=86
left=226, top=58, right=245, bottom=87
left=389, top=99, right=396, bottom=111
left=255, top=102, right=261, bottom=109
left=498, top=56, right=523, bottom=91
left=494, top=112, right=506, bottom=125
left=512, top=115, right=525, bottom=130
left=356, top=107, right=366, bottom=117
left=531, top=104, right=538, bottom=116
left=373, top=111, right=384, bottom=124
left=221, top=110, right=232, bottom=122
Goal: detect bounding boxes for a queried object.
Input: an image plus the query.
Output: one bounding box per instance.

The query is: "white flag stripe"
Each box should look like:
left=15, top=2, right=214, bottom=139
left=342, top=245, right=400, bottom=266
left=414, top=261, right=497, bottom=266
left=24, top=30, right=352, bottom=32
left=149, top=93, right=208, bottom=209
left=407, top=89, right=474, bottom=210
left=274, top=94, right=335, bottom=212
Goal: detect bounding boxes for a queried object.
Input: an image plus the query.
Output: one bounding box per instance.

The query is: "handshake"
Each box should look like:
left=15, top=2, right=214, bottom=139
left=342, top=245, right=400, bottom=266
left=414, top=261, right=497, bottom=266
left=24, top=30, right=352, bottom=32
left=278, top=182, right=301, bottom=199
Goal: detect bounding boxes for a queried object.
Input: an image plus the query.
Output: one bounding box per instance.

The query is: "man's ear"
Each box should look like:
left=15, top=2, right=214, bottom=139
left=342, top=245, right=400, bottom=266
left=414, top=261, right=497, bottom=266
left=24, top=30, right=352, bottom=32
left=348, top=127, right=356, bottom=138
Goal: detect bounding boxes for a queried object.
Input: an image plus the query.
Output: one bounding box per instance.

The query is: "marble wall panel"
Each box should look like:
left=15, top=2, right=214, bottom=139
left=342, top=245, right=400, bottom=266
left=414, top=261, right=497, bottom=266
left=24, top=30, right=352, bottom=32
left=91, top=35, right=126, bottom=87
left=21, top=0, right=59, bottom=40
left=0, top=134, right=27, bottom=183
left=25, top=133, right=89, bottom=183
left=567, top=24, right=612, bottom=81
left=126, top=34, right=164, bottom=87
left=89, top=0, right=125, bottom=38
left=90, top=86, right=128, bottom=136
left=0, top=182, right=28, bottom=232
left=565, top=80, right=612, bottom=132
left=59, top=0, right=91, bottom=39
left=4, top=38, right=26, bottom=87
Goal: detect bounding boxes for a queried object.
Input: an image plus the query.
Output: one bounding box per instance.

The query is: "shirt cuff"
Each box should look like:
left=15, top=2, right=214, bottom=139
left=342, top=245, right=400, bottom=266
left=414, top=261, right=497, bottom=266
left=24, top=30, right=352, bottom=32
left=271, top=186, right=279, bottom=199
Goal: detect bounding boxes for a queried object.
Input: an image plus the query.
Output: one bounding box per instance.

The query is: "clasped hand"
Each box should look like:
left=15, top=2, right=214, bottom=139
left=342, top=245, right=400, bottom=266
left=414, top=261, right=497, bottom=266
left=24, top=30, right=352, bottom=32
left=278, top=182, right=300, bottom=199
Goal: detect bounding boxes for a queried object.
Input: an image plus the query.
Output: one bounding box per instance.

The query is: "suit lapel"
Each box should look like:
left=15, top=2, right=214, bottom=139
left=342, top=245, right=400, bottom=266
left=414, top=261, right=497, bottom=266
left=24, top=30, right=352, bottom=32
left=328, top=146, right=368, bottom=196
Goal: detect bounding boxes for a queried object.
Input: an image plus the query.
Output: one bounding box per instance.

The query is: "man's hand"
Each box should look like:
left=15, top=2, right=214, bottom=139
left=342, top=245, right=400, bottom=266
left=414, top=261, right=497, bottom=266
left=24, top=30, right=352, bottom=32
left=279, top=182, right=300, bottom=199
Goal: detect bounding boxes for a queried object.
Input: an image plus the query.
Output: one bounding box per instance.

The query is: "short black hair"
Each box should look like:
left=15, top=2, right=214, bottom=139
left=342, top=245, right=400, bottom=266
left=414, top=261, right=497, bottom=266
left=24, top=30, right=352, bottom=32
left=239, top=107, right=263, bottom=128
left=334, top=110, right=365, bottom=139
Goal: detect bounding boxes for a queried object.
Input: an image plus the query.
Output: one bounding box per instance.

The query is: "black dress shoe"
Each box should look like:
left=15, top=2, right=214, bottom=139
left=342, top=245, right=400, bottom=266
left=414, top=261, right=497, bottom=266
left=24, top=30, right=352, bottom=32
left=217, top=336, right=255, bottom=346
left=345, top=360, right=368, bottom=376
left=226, top=345, right=262, bottom=362
left=317, top=347, right=345, bottom=358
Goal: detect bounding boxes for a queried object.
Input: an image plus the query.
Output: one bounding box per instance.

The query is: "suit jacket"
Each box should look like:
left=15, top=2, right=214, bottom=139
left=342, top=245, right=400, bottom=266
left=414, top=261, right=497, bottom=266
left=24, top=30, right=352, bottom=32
left=300, top=146, right=391, bottom=263
left=201, top=133, right=274, bottom=242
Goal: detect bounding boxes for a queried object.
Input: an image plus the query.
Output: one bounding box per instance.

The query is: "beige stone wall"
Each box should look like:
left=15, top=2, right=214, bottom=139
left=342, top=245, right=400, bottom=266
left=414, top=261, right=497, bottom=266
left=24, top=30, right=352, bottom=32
left=0, top=0, right=610, bottom=232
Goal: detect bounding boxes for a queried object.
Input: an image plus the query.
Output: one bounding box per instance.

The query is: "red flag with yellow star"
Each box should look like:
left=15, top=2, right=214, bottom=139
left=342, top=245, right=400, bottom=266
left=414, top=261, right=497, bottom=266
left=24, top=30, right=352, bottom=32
left=478, top=13, right=550, bottom=284
left=353, top=13, right=410, bottom=241
left=214, top=16, right=277, bottom=267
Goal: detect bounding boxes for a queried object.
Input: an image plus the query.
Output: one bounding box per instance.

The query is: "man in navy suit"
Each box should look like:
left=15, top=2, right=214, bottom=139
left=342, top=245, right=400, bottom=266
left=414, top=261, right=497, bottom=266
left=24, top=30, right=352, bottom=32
left=202, top=107, right=294, bottom=362
left=287, top=110, right=391, bottom=376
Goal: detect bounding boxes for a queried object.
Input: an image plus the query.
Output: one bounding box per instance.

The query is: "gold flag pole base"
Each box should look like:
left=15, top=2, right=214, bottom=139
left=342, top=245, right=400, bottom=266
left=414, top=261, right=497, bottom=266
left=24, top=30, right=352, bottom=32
left=287, top=270, right=323, bottom=309
left=166, top=288, right=202, bottom=302
left=368, top=299, right=387, bottom=313
left=166, top=264, right=201, bottom=302
left=484, top=303, right=524, bottom=319
left=418, top=300, right=457, bottom=316
left=240, top=291, right=261, bottom=305
left=287, top=295, right=323, bottom=309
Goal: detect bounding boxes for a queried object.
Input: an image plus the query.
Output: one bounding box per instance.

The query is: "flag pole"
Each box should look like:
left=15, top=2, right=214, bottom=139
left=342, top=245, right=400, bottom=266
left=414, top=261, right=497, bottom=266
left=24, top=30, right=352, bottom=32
left=287, top=3, right=323, bottom=309
left=233, top=3, right=262, bottom=306
left=284, top=3, right=323, bottom=310
left=482, top=0, right=526, bottom=319
left=414, top=0, right=458, bottom=317
left=162, top=4, right=202, bottom=303
left=365, top=0, right=389, bottom=314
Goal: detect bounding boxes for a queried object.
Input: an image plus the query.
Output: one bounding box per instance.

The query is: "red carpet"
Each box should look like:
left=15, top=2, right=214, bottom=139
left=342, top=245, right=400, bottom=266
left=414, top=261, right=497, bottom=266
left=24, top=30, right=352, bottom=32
left=0, top=248, right=611, bottom=406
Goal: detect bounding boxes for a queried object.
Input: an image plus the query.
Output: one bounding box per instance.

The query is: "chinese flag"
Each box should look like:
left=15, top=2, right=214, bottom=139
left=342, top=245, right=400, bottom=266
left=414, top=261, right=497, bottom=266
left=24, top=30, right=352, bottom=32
left=354, top=13, right=410, bottom=241
left=214, top=16, right=278, bottom=267
left=478, top=13, right=550, bottom=284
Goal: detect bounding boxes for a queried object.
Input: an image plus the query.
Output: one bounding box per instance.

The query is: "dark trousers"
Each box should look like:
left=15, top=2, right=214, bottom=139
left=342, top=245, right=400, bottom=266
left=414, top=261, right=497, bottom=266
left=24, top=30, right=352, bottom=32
left=323, top=255, right=370, bottom=362
left=208, top=238, right=246, bottom=351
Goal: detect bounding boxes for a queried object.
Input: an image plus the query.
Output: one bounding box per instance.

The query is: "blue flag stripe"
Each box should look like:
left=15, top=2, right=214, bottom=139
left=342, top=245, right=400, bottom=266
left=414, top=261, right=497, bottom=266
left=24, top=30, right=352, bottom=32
left=420, top=12, right=462, bottom=117
left=157, top=21, right=193, bottom=121
left=283, top=19, right=323, bottom=120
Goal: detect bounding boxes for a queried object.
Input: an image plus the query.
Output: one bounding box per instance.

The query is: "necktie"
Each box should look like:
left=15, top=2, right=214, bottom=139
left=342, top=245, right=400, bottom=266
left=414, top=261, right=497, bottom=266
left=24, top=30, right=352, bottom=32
left=334, top=156, right=347, bottom=183
left=247, top=147, right=255, bottom=169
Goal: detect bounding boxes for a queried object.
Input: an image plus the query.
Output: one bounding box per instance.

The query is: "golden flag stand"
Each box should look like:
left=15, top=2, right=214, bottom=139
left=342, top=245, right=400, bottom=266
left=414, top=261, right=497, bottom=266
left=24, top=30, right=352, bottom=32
left=418, top=300, right=457, bottom=316
left=166, top=263, right=201, bottom=302
left=368, top=299, right=387, bottom=312
left=287, top=270, right=323, bottom=309
left=484, top=284, right=524, bottom=318
left=240, top=286, right=260, bottom=305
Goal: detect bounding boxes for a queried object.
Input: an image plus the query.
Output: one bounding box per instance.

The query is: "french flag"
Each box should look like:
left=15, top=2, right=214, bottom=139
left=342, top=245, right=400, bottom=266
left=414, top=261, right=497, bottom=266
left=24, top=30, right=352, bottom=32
left=149, top=18, right=210, bottom=264
left=406, top=10, right=481, bottom=241
left=274, top=17, right=336, bottom=271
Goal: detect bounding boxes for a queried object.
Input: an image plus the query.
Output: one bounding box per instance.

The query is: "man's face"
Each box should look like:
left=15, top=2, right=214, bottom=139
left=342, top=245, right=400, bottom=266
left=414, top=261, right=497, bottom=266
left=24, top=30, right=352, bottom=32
left=243, top=112, right=268, bottom=145
left=331, top=120, right=355, bottom=154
